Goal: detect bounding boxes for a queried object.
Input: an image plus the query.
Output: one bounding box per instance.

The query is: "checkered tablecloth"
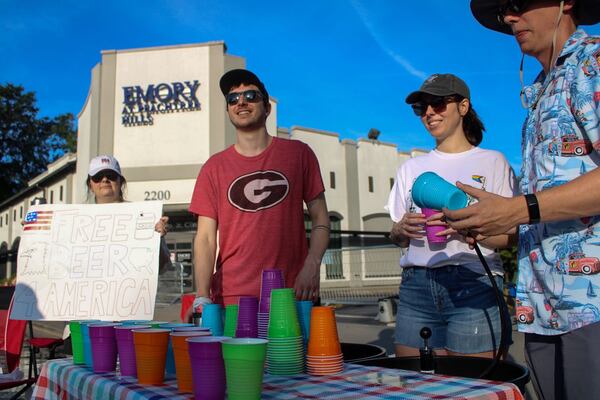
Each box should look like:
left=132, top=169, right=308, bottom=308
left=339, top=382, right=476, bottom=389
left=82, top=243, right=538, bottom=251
left=31, top=358, right=524, bottom=399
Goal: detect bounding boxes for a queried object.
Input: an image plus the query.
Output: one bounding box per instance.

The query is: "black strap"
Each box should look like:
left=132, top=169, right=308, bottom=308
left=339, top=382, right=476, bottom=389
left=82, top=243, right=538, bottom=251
left=525, top=193, right=541, bottom=224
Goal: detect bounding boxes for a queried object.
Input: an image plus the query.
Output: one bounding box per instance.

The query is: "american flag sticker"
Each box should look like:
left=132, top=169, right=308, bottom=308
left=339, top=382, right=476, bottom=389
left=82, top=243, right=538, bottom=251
left=24, top=211, right=53, bottom=231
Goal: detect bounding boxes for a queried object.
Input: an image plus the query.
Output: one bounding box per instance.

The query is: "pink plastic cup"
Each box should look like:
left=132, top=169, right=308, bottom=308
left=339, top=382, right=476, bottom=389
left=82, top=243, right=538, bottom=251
left=422, top=208, right=447, bottom=244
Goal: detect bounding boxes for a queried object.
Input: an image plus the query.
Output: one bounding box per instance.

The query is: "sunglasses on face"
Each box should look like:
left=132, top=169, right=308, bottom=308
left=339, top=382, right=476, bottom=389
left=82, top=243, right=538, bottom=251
left=90, top=171, right=120, bottom=183
left=410, top=96, right=459, bottom=117
left=497, top=0, right=530, bottom=22
left=226, top=90, right=263, bottom=106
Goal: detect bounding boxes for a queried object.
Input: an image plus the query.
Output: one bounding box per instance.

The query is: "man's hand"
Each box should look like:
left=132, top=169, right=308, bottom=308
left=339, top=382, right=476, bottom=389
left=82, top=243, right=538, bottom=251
left=444, top=182, right=525, bottom=237
left=183, top=296, right=212, bottom=323
left=294, top=254, right=321, bottom=302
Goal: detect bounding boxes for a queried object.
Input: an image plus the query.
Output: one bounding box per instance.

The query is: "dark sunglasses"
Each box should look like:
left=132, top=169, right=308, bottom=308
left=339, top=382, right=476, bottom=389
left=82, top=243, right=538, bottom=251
left=497, top=0, right=530, bottom=22
left=226, top=90, right=263, bottom=106
left=410, top=96, right=459, bottom=117
left=90, top=170, right=120, bottom=183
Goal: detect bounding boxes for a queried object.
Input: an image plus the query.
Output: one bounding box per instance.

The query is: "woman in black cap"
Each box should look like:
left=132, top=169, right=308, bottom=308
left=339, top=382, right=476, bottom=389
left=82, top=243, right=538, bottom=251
left=387, top=73, right=517, bottom=359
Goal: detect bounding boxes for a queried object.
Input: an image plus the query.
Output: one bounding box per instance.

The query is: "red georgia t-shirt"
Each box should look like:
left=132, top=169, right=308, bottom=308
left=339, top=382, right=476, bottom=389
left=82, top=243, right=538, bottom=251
left=189, top=137, right=325, bottom=306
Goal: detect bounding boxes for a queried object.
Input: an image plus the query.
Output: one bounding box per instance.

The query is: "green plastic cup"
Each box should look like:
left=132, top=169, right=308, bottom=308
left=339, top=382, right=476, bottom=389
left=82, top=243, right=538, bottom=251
left=69, top=321, right=85, bottom=364
left=222, top=338, right=267, bottom=400
left=268, top=289, right=301, bottom=338
left=224, top=305, right=239, bottom=337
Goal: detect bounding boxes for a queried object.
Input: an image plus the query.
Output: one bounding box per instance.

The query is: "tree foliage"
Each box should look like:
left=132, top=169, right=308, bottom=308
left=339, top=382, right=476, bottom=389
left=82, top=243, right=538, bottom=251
left=0, top=83, right=76, bottom=202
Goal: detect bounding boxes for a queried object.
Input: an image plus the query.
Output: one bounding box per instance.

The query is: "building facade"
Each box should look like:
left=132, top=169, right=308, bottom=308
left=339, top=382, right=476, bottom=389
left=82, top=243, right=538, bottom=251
left=0, top=41, right=427, bottom=289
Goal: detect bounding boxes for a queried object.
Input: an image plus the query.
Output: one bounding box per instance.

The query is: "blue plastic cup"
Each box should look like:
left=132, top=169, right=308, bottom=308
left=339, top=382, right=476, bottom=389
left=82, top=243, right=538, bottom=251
left=159, top=323, right=194, bottom=375
left=296, top=301, right=312, bottom=344
left=80, top=320, right=100, bottom=368
left=201, top=304, right=224, bottom=336
left=411, top=172, right=468, bottom=211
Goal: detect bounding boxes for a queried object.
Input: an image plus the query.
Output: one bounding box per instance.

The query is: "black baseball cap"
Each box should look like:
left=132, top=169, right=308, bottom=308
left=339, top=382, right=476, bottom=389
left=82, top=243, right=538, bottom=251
left=470, top=0, right=600, bottom=35
left=219, top=69, right=269, bottom=100
left=405, top=74, right=470, bottom=104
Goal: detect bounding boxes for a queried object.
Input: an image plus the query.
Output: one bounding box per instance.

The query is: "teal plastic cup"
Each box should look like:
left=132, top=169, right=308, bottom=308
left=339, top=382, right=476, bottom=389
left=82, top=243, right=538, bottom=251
left=201, top=304, right=224, bottom=336
left=411, top=172, right=468, bottom=211
left=222, top=338, right=268, bottom=400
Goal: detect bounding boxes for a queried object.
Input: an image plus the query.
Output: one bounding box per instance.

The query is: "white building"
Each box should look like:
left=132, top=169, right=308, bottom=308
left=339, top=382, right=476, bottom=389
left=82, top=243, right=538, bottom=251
left=0, top=41, right=427, bottom=292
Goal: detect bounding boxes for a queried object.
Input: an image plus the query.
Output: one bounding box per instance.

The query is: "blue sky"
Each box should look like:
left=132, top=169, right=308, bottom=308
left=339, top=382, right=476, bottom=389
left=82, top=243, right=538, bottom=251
left=2, top=0, right=599, bottom=170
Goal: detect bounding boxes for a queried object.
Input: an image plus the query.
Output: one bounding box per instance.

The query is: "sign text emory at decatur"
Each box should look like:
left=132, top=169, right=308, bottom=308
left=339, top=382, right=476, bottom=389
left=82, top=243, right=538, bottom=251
left=121, top=80, right=201, bottom=127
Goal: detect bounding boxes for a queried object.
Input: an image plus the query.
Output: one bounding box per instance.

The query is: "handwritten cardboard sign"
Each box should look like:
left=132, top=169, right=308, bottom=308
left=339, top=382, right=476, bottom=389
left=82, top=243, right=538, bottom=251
left=10, top=201, right=163, bottom=321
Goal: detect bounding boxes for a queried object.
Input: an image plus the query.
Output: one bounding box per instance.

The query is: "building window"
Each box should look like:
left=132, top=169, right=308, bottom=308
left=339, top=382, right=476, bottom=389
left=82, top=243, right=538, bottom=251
left=20, top=207, right=23, bottom=218
left=390, top=178, right=394, bottom=189
left=4, top=214, right=7, bottom=225
left=60, top=186, right=64, bottom=201
left=329, top=172, right=336, bottom=189
left=0, top=217, right=2, bottom=227
left=13, top=210, right=16, bottom=222
left=368, top=176, right=374, bottom=193
left=50, top=190, right=54, bottom=203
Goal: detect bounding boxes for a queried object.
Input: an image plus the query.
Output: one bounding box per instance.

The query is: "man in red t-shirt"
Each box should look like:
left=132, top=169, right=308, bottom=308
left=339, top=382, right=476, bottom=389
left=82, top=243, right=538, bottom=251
left=188, top=69, right=330, bottom=311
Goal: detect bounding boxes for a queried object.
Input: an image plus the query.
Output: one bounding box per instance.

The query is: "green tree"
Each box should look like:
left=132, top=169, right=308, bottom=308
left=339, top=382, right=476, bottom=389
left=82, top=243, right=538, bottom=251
left=0, top=83, right=76, bottom=202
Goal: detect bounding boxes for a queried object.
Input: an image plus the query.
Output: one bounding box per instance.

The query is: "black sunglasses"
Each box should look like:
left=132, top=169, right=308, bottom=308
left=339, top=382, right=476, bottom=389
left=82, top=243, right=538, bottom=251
left=410, top=96, right=460, bottom=117
left=497, top=0, right=530, bottom=22
left=226, top=90, right=263, bottom=106
left=90, top=170, right=120, bottom=183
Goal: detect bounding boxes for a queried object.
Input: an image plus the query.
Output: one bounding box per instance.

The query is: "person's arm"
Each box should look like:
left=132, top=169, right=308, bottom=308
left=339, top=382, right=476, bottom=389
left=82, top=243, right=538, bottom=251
left=154, top=216, right=172, bottom=274
left=293, top=193, right=329, bottom=302
left=445, top=167, right=600, bottom=237
left=193, top=215, right=218, bottom=298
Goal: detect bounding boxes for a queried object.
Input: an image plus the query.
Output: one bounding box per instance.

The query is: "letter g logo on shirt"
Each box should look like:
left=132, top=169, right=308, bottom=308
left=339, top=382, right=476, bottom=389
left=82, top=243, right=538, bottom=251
left=228, top=171, right=289, bottom=212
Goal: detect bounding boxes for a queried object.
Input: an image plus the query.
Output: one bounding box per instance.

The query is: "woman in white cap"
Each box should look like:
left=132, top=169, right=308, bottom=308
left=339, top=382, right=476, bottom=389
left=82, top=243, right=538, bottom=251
left=86, top=154, right=171, bottom=272
left=387, top=73, right=517, bottom=359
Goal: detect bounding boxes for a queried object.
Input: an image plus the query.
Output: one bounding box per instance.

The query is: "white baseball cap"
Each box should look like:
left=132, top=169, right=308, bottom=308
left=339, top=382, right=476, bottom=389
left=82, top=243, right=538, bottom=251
left=88, top=155, right=122, bottom=177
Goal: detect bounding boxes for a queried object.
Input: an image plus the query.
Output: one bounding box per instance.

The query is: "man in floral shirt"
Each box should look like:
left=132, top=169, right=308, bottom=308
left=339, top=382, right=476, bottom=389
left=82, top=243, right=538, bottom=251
left=445, top=1, right=600, bottom=399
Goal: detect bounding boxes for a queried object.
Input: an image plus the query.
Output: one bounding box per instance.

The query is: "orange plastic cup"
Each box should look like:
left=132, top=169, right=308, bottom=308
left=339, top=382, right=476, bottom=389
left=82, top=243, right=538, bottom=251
left=132, top=328, right=170, bottom=385
left=307, top=306, right=341, bottom=357
left=171, top=331, right=212, bottom=393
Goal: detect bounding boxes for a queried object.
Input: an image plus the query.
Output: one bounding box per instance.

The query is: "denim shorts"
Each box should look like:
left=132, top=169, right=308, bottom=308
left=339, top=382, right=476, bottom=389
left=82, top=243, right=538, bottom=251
left=394, top=265, right=511, bottom=354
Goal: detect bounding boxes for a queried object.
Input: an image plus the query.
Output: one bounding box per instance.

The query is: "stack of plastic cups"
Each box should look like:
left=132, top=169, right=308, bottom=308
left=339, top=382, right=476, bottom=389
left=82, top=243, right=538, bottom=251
left=236, top=296, right=259, bottom=338
left=306, top=306, right=343, bottom=375
left=222, top=338, right=268, bottom=400
left=80, top=320, right=100, bottom=368
left=89, top=323, right=120, bottom=373
left=258, top=268, right=285, bottom=339
left=170, top=330, right=212, bottom=393
left=114, top=324, right=151, bottom=377
left=296, top=301, right=312, bottom=352
left=147, top=321, right=168, bottom=328
left=201, top=304, right=224, bottom=336
left=68, top=321, right=87, bottom=365
left=266, top=288, right=304, bottom=375
left=132, top=328, right=170, bottom=385
left=159, top=322, right=194, bottom=376
left=187, top=336, right=227, bottom=400
left=223, top=305, right=239, bottom=337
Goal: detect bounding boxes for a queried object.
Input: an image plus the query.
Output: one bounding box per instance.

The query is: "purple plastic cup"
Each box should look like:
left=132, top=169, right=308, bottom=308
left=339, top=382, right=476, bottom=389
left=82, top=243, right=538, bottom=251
left=236, top=297, right=258, bottom=338
left=422, top=208, right=448, bottom=244
left=187, top=336, right=227, bottom=400
left=89, top=323, right=120, bottom=373
left=115, top=324, right=151, bottom=377
left=259, top=269, right=285, bottom=313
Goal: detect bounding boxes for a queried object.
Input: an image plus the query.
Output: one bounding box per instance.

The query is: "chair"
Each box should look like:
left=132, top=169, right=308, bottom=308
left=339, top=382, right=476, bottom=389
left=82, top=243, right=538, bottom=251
left=0, top=286, right=36, bottom=400
left=28, top=321, right=64, bottom=376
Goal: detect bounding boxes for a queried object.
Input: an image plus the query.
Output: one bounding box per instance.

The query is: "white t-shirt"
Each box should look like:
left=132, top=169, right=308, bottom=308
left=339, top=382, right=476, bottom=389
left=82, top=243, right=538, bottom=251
left=386, top=147, right=517, bottom=275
